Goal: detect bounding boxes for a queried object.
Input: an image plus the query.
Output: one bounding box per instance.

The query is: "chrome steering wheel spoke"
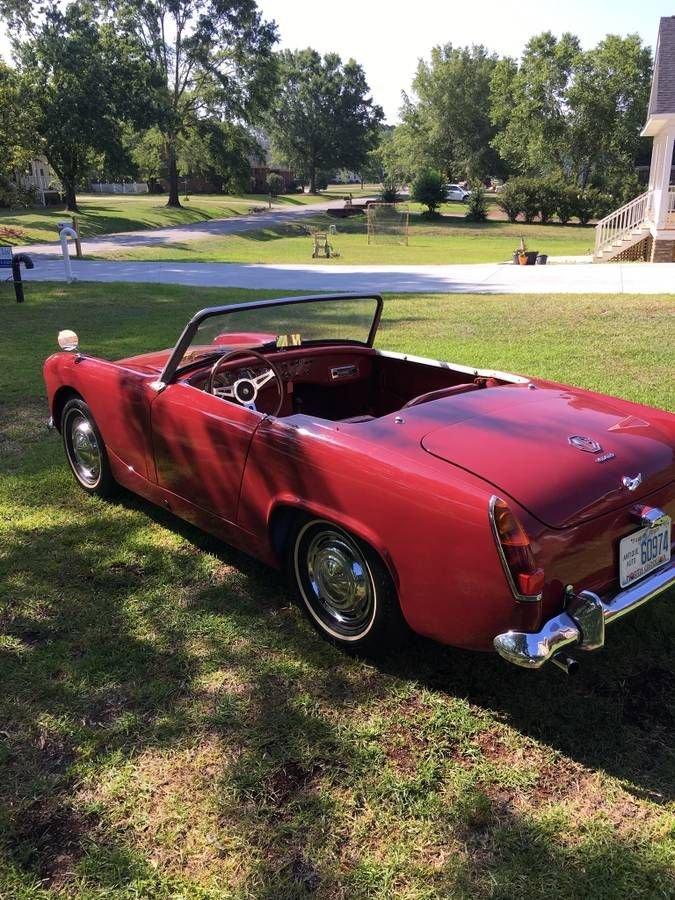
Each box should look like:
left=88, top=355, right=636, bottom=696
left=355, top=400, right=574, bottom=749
left=206, top=348, right=284, bottom=417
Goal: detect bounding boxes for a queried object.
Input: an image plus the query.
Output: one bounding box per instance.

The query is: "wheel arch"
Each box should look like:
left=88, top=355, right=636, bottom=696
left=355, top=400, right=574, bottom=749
left=51, top=386, right=84, bottom=432
left=267, top=498, right=401, bottom=590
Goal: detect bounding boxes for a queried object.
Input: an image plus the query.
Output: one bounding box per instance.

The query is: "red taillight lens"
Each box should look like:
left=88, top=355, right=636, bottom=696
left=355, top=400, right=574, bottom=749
left=491, top=498, right=544, bottom=598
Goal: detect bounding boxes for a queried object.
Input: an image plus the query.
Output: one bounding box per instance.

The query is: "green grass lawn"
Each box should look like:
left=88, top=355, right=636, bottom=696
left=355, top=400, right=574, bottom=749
left=90, top=214, right=596, bottom=265
left=1, top=283, right=673, bottom=898
left=0, top=191, right=336, bottom=245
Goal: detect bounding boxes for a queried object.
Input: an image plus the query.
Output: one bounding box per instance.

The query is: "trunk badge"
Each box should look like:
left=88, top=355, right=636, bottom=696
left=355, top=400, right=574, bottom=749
left=595, top=451, right=616, bottom=463
left=622, top=473, right=643, bottom=492
left=568, top=435, right=602, bottom=453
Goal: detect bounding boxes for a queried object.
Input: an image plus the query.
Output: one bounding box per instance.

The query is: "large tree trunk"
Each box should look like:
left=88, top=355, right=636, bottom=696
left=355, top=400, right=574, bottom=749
left=166, top=139, right=181, bottom=208
left=64, top=180, right=79, bottom=213
left=309, top=162, right=317, bottom=194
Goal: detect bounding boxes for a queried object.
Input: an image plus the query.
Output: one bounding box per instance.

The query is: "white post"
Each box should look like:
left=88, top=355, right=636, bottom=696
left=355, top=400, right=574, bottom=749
left=59, top=225, right=78, bottom=283
left=648, top=131, right=675, bottom=229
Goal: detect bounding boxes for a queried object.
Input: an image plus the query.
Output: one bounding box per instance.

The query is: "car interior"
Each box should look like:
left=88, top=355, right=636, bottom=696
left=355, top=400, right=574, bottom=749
left=185, top=344, right=508, bottom=421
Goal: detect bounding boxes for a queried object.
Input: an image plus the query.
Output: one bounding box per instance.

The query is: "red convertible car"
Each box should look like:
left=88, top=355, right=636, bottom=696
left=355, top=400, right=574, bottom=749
left=44, top=293, right=674, bottom=672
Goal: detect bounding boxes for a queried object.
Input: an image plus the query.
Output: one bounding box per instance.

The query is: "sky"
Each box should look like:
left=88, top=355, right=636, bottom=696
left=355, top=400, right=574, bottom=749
left=257, top=0, right=673, bottom=121
left=1, top=0, right=672, bottom=121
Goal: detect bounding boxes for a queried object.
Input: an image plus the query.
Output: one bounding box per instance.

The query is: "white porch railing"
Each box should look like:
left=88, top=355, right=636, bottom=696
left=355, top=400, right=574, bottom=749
left=667, top=190, right=675, bottom=226
left=594, top=191, right=652, bottom=257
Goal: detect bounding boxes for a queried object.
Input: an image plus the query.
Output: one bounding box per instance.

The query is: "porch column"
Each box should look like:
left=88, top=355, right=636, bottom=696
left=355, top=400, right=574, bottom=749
left=648, top=130, right=675, bottom=229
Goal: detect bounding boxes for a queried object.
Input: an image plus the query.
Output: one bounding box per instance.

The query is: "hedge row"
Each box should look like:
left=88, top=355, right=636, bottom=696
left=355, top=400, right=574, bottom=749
left=496, top=177, right=613, bottom=226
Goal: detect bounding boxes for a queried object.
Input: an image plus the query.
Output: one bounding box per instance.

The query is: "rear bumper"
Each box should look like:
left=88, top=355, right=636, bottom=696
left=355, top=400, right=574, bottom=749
left=493, top=558, right=675, bottom=669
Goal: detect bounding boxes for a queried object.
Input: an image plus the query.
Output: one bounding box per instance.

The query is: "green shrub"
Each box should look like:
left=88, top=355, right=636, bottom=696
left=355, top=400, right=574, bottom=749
left=265, top=172, right=284, bottom=197
left=380, top=180, right=398, bottom=203
left=537, top=177, right=562, bottom=224
left=519, top=180, right=540, bottom=224
left=556, top=185, right=578, bottom=225
left=0, top=176, right=19, bottom=208
left=496, top=179, right=523, bottom=222
left=412, top=169, right=445, bottom=215
left=572, top=187, right=612, bottom=226
left=465, top=183, right=488, bottom=222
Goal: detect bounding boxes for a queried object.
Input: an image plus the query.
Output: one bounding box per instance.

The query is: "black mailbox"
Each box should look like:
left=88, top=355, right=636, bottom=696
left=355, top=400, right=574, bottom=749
left=0, top=246, right=34, bottom=303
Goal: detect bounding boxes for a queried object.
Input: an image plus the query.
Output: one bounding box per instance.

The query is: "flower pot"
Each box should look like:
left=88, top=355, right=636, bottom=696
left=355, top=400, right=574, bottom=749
left=535, top=254, right=548, bottom=265
left=525, top=251, right=538, bottom=265
left=518, top=253, right=528, bottom=266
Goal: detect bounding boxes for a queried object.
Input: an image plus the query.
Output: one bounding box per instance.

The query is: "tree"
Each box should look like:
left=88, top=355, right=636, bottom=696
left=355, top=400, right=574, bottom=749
left=490, top=32, right=581, bottom=178
left=412, top=169, right=444, bottom=215
left=267, top=49, right=383, bottom=193
left=112, top=0, right=277, bottom=207
left=401, top=44, right=502, bottom=181
left=565, top=34, right=652, bottom=190
left=16, top=1, right=151, bottom=211
left=0, top=59, right=36, bottom=180
left=265, top=171, right=283, bottom=197
left=490, top=32, right=652, bottom=192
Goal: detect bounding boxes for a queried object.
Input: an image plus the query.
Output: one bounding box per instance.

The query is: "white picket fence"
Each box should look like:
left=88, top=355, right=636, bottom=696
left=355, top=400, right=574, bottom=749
left=90, top=182, right=149, bottom=194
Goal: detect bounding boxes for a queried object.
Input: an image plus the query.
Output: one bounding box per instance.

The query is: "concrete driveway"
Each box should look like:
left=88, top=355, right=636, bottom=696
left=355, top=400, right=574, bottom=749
left=21, top=258, right=675, bottom=293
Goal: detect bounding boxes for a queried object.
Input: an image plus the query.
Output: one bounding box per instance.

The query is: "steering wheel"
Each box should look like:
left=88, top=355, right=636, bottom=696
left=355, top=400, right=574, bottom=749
left=206, top=348, right=284, bottom=416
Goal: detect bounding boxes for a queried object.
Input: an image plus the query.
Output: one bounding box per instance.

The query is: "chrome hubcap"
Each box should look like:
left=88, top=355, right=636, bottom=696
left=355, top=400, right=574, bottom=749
left=67, top=413, right=101, bottom=486
left=305, top=530, right=373, bottom=633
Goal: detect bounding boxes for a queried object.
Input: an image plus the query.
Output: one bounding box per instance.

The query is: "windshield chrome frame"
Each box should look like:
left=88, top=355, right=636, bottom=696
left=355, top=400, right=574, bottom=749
left=158, top=293, right=383, bottom=387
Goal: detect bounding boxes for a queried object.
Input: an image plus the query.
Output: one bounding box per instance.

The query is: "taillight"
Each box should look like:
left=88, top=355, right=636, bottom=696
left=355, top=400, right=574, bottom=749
left=489, top=496, right=544, bottom=600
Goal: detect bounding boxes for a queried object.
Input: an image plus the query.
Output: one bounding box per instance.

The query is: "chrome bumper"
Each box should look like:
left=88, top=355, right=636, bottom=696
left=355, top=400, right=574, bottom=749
left=494, top=558, right=675, bottom=669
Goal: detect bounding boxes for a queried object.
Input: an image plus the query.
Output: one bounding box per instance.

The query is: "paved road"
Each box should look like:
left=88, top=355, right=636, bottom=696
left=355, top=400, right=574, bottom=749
left=21, top=258, right=675, bottom=293
left=19, top=198, right=354, bottom=257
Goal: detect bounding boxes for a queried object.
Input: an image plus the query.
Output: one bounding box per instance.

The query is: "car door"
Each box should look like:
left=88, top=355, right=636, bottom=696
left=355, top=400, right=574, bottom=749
left=150, top=382, right=262, bottom=523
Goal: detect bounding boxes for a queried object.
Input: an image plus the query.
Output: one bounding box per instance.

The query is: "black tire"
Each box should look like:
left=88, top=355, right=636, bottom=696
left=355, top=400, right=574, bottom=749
left=289, top=518, right=409, bottom=654
left=61, top=398, right=117, bottom=498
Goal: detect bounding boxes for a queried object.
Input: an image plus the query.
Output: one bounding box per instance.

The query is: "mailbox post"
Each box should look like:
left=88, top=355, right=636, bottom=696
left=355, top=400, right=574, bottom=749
left=57, top=216, right=82, bottom=258
left=0, top=246, right=35, bottom=303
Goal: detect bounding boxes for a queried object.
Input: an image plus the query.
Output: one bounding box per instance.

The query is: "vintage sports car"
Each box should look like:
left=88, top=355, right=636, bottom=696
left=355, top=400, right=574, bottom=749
left=44, top=294, right=674, bottom=671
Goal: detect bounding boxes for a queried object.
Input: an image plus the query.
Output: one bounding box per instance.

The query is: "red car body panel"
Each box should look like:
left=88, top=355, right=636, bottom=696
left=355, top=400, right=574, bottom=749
left=43, top=296, right=675, bottom=655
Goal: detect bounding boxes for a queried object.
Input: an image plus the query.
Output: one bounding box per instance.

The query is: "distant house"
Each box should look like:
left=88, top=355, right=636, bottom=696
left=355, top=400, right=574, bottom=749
left=249, top=165, right=294, bottom=193
left=14, top=157, right=61, bottom=206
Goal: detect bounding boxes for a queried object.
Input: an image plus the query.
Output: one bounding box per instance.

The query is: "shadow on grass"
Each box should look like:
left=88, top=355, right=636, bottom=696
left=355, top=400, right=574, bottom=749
left=1, top=356, right=672, bottom=897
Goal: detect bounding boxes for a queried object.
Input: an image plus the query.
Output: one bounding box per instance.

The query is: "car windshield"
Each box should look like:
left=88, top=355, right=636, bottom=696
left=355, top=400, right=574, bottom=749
left=175, top=295, right=380, bottom=371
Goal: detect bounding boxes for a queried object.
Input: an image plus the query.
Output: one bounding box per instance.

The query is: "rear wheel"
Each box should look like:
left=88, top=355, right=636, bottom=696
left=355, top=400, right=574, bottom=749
left=290, top=518, right=408, bottom=654
left=61, top=398, right=116, bottom=498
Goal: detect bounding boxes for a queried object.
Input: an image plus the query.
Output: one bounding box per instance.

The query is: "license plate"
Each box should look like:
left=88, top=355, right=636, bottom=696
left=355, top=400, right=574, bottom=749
left=619, top=517, right=671, bottom=588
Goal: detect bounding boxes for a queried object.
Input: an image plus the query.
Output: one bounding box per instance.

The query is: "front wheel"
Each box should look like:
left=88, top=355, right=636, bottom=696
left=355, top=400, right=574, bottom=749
left=290, top=519, right=408, bottom=654
left=61, top=398, right=117, bottom=498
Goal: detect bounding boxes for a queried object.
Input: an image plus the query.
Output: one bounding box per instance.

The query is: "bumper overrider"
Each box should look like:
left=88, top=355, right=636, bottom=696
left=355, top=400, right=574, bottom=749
left=494, top=558, right=675, bottom=669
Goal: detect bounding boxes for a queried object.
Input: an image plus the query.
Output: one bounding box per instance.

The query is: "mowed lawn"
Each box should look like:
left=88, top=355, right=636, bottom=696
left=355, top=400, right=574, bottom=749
left=90, top=214, right=596, bottom=265
left=1, top=283, right=673, bottom=898
left=0, top=191, right=335, bottom=245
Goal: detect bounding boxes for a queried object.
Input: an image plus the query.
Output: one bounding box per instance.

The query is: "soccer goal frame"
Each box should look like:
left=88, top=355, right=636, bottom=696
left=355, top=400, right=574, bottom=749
left=366, top=202, right=410, bottom=246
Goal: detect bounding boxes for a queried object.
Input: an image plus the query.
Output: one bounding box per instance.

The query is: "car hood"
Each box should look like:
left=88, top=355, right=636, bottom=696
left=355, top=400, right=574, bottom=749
left=419, top=384, right=675, bottom=528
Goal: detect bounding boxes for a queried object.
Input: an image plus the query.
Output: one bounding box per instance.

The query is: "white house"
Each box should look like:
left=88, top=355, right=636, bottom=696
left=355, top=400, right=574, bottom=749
left=594, top=16, right=675, bottom=262
left=14, top=156, right=61, bottom=206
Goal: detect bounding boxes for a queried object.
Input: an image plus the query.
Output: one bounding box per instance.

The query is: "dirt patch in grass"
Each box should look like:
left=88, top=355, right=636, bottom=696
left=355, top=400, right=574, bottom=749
left=10, top=801, right=99, bottom=889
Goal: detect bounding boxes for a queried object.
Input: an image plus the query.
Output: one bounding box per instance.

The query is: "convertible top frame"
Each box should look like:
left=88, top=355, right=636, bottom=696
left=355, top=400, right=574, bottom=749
left=158, top=293, right=384, bottom=387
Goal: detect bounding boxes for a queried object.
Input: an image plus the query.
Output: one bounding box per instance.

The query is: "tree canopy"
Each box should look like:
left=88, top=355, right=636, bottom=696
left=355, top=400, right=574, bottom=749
left=399, top=44, right=502, bottom=182
left=16, top=1, right=152, bottom=210
left=111, top=0, right=277, bottom=206
left=267, top=49, right=383, bottom=193
left=490, top=32, right=652, bottom=189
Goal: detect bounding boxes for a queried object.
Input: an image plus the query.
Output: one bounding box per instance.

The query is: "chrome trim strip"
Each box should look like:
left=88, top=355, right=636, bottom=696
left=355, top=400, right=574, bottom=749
left=494, top=558, right=675, bottom=668
left=488, top=495, right=542, bottom=603
left=375, top=349, right=529, bottom=385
